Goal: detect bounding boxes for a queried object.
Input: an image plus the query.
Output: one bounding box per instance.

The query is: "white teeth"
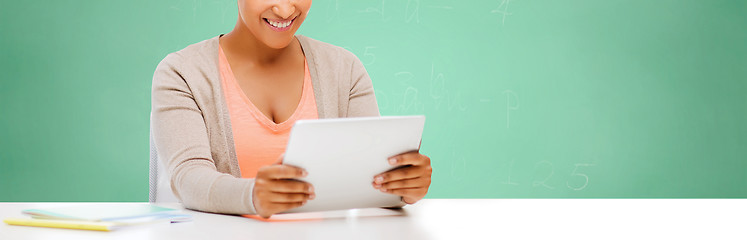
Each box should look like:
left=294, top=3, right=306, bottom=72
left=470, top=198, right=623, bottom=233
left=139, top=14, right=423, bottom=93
left=267, top=19, right=291, bottom=28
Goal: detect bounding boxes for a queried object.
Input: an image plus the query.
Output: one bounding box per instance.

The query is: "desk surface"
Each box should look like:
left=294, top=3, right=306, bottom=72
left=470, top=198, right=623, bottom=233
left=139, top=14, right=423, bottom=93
left=1, top=199, right=744, bottom=240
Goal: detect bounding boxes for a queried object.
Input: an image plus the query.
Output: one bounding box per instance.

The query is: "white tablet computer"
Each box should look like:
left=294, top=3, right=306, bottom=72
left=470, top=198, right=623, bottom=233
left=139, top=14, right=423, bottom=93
left=281, top=115, right=425, bottom=213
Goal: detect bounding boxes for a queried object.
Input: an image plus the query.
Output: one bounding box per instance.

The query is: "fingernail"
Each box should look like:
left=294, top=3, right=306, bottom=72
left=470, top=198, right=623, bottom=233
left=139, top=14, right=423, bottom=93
left=308, top=186, right=314, bottom=192
left=375, top=176, right=384, bottom=183
left=380, top=187, right=387, bottom=192
left=388, top=157, right=398, bottom=165
left=302, top=171, right=308, bottom=177
left=309, top=194, right=315, bottom=200
left=374, top=184, right=382, bottom=189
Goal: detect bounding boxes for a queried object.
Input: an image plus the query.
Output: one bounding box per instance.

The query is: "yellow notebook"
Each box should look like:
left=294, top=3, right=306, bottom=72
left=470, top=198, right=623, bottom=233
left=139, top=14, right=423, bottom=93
left=3, top=218, right=118, bottom=231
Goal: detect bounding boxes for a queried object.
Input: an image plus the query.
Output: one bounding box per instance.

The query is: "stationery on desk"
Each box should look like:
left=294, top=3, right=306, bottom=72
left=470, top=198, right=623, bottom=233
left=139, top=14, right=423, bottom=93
left=3, top=204, right=191, bottom=231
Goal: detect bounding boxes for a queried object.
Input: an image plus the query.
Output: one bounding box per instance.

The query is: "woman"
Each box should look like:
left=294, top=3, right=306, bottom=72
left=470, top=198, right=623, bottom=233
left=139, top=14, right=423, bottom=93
left=151, top=0, right=432, bottom=218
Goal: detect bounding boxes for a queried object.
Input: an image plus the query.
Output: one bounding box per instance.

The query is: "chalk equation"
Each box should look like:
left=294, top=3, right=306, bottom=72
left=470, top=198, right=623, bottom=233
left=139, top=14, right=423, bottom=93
left=322, top=0, right=514, bottom=26
left=501, top=159, right=597, bottom=191
left=376, top=62, right=467, bottom=114
left=357, top=0, right=391, bottom=22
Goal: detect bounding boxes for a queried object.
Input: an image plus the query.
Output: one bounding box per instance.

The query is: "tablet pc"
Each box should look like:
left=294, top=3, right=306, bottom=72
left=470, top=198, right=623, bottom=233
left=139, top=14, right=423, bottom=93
left=281, top=116, right=425, bottom=213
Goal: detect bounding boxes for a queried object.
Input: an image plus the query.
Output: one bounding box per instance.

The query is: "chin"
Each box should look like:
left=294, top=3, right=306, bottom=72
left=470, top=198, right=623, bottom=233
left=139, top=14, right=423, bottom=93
left=263, top=37, right=295, bottom=49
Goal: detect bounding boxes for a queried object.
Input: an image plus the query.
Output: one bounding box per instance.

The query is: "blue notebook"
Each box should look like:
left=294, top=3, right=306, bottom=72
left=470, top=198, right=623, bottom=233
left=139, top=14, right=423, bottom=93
left=22, top=204, right=191, bottom=224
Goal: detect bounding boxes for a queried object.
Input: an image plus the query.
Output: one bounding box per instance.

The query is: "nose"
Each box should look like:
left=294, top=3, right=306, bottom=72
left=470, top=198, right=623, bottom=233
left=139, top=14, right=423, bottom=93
left=272, top=0, right=296, bottom=19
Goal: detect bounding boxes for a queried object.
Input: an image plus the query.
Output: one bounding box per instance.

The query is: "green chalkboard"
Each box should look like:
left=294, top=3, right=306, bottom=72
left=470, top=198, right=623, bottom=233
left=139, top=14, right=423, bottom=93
left=1, top=0, right=745, bottom=201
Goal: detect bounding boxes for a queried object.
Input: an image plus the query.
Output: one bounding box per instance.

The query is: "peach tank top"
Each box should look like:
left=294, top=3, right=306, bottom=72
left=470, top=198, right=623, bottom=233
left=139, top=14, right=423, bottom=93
left=218, top=46, right=319, bottom=178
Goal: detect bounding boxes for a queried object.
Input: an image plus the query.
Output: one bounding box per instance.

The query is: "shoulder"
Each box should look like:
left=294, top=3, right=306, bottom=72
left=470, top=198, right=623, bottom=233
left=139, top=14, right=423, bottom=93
left=155, top=36, right=220, bottom=74
left=297, top=35, right=360, bottom=67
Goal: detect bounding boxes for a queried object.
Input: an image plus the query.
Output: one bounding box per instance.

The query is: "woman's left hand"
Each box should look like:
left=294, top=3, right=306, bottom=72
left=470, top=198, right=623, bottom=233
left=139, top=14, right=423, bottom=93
left=372, top=152, right=432, bottom=204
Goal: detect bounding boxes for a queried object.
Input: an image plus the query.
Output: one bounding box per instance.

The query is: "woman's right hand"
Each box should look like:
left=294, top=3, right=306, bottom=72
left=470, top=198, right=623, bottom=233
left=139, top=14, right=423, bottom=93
left=252, top=164, right=315, bottom=218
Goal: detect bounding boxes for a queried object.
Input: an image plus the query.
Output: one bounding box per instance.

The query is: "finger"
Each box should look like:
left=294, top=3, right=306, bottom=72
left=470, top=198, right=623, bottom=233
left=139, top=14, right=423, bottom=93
left=385, top=187, right=427, bottom=199
left=269, top=180, right=315, bottom=194
left=402, top=196, right=421, bottom=205
left=257, top=165, right=307, bottom=179
left=253, top=185, right=308, bottom=204
left=378, top=177, right=429, bottom=190
left=388, top=152, right=430, bottom=167
left=266, top=192, right=313, bottom=203
left=374, top=166, right=426, bottom=184
left=259, top=202, right=307, bottom=218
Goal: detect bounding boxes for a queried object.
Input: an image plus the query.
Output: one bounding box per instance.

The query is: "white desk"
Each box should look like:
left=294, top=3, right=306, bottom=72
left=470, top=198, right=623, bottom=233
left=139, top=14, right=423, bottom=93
left=1, top=199, right=744, bottom=240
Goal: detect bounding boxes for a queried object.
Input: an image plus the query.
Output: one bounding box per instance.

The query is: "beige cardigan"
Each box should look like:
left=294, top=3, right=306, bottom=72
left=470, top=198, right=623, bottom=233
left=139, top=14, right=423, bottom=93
left=151, top=35, right=380, bottom=214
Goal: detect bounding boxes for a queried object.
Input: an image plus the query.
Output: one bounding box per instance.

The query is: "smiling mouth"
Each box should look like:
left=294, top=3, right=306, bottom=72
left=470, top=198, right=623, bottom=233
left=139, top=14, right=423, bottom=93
left=264, top=16, right=297, bottom=31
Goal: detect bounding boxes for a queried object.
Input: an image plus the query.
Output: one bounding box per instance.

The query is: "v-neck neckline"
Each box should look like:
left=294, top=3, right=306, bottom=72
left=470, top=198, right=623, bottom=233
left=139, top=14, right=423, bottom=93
left=218, top=44, right=309, bottom=132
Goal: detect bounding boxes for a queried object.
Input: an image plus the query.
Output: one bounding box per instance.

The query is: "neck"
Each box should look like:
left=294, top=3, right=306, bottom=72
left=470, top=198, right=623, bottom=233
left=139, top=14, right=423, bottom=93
left=220, top=19, right=297, bottom=65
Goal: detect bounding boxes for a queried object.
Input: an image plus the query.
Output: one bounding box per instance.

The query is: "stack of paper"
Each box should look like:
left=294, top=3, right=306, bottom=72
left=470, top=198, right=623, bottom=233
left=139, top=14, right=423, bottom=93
left=3, top=204, right=191, bottom=231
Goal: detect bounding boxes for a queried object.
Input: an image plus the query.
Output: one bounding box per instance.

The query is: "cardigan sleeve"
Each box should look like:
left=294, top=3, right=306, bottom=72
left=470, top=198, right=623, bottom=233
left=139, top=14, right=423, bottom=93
left=346, top=55, right=381, bottom=117
left=151, top=53, right=257, bottom=215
